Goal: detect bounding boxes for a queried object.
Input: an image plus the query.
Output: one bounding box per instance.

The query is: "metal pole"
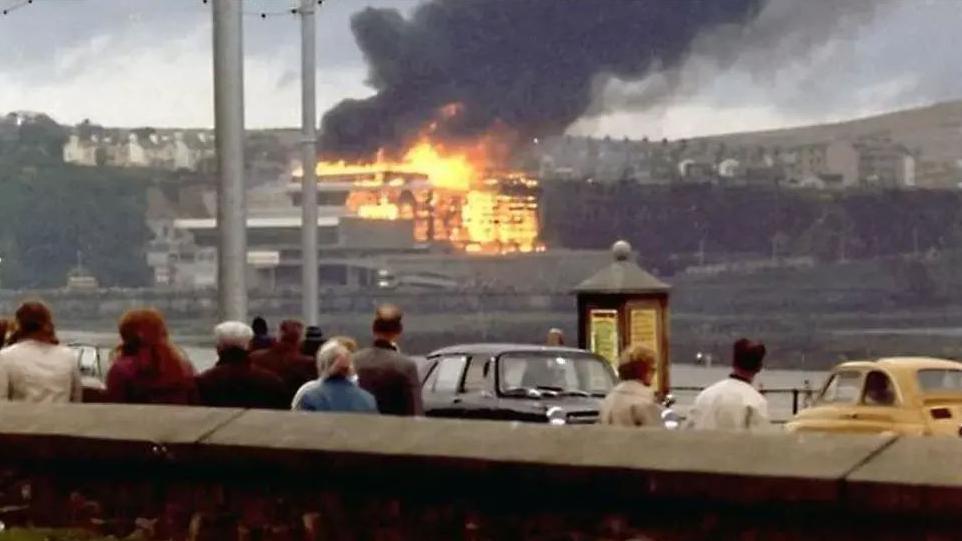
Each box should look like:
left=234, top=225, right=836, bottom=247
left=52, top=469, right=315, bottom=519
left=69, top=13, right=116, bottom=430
left=300, top=0, right=319, bottom=325
left=213, top=0, right=248, bottom=322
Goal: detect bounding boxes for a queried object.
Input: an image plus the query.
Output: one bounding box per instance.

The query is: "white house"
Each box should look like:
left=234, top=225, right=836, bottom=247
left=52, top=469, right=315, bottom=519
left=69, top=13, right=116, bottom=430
left=126, top=133, right=148, bottom=167
left=62, top=134, right=97, bottom=166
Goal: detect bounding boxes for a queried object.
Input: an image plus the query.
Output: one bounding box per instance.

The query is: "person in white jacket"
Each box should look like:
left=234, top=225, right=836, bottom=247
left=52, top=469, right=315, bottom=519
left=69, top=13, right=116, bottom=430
left=685, top=338, right=770, bottom=431
left=0, top=301, right=82, bottom=403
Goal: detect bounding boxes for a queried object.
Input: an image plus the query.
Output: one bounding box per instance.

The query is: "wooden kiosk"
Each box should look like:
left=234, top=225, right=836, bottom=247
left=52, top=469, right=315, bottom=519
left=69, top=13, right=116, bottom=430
left=573, top=240, right=671, bottom=396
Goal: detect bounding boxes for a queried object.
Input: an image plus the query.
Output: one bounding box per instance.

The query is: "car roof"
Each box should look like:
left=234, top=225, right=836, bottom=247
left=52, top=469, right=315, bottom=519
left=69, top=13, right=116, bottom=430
left=835, top=357, right=962, bottom=373
left=427, top=343, right=593, bottom=358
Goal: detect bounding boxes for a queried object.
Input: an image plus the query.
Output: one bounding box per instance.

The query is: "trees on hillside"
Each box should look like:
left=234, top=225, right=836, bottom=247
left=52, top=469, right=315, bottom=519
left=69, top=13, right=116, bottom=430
left=0, top=162, right=152, bottom=289
left=540, top=182, right=962, bottom=272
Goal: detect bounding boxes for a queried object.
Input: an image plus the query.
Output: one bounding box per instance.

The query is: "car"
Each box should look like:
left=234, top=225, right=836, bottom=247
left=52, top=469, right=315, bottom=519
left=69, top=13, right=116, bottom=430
left=420, top=343, right=619, bottom=425
left=68, top=343, right=110, bottom=401
left=786, top=357, right=962, bottom=437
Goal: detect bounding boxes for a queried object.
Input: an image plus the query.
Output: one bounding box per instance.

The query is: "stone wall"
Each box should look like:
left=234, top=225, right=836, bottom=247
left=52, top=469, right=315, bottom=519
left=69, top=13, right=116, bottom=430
left=0, top=403, right=959, bottom=540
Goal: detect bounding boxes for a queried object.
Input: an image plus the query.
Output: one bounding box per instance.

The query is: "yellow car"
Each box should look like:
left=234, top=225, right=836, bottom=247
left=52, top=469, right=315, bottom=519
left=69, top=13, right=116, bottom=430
left=786, top=357, right=962, bottom=437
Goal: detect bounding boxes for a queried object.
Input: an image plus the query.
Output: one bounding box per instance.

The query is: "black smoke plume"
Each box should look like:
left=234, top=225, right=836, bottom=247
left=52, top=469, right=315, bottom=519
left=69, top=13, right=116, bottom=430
left=320, top=0, right=766, bottom=159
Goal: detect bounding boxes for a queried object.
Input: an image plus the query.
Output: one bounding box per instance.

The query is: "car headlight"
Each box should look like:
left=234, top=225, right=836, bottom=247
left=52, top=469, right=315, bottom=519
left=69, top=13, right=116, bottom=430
left=661, top=408, right=681, bottom=430
left=546, top=406, right=567, bottom=426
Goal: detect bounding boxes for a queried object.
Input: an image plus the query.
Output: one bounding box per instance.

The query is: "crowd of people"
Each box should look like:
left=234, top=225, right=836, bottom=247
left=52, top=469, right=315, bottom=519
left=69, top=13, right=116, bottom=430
left=0, top=299, right=770, bottom=432
left=0, top=301, right=422, bottom=417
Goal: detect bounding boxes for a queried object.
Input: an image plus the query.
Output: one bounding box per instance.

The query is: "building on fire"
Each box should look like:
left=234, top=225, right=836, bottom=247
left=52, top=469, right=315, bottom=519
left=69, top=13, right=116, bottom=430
left=146, top=161, right=548, bottom=292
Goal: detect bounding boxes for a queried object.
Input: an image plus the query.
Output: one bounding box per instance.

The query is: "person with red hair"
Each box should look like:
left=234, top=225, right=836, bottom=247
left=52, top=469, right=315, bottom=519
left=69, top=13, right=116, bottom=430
left=105, top=308, right=198, bottom=405
left=0, top=301, right=82, bottom=402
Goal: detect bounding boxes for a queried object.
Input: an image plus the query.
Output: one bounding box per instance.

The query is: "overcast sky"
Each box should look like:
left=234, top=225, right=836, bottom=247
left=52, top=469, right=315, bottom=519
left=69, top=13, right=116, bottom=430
left=0, top=0, right=959, bottom=139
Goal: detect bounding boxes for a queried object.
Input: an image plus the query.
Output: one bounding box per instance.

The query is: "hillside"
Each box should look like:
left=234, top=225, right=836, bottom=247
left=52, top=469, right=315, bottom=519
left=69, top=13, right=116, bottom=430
left=698, top=100, right=962, bottom=162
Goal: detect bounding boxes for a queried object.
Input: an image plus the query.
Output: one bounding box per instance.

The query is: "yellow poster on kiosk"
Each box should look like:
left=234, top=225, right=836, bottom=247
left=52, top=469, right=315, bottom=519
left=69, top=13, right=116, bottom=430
left=589, top=309, right=619, bottom=367
left=629, top=307, right=661, bottom=390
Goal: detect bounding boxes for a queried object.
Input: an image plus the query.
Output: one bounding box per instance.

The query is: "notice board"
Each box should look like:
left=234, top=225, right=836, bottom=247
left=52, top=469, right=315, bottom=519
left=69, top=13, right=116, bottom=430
left=589, top=309, right=619, bottom=366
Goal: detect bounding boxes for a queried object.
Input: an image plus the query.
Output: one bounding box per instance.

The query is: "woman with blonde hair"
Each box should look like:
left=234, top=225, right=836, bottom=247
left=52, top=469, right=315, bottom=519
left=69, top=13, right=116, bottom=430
left=0, top=301, right=82, bottom=402
left=292, top=336, right=375, bottom=413
left=290, top=335, right=358, bottom=409
left=105, top=308, right=198, bottom=405
left=599, top=345, right=663, bottom=428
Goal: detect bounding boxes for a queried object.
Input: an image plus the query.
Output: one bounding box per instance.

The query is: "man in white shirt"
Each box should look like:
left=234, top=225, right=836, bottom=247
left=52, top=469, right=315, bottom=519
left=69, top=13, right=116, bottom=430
left=685, top=338, right=770, bottom=431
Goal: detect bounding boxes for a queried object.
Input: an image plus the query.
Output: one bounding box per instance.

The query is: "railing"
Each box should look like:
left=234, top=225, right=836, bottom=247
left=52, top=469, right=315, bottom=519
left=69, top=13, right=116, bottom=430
left=671, top=386, right=817, bottom=421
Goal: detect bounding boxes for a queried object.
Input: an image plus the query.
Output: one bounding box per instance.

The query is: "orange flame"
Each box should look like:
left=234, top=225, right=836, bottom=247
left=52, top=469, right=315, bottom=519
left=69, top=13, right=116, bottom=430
left=298, top=104, right=541, bottom=255
left=314, top=139, right=477, bottom=192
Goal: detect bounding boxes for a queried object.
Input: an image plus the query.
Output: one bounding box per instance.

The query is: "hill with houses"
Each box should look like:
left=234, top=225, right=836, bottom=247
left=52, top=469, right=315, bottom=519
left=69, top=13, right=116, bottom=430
left=532, top=100, right=962, bottom=191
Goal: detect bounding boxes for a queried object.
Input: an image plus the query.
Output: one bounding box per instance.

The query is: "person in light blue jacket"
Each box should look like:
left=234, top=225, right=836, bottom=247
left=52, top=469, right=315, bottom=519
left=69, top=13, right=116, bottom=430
left=294, top=339, right=377, bottom=414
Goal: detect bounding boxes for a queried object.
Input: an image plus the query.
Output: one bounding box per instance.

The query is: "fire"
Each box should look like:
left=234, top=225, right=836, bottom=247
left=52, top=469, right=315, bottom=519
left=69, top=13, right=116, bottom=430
left=301, top=135, right=543, bottom=255
left=401, top=142, right=476, bottom=191
left=313, top=140, right=476, bottom=192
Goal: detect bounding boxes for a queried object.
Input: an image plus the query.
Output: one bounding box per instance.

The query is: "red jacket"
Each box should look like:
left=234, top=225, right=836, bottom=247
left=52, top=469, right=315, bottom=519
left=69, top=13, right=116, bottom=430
left=250, top=342, right=317, bottom=401
left=106, top=353, right=199, bottom=406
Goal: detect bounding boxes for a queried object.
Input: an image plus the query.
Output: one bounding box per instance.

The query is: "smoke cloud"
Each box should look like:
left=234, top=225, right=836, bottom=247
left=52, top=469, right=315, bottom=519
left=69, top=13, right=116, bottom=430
left=319, top=0, right=767, bottom=159
left=592, top=0, right=898, bottom=116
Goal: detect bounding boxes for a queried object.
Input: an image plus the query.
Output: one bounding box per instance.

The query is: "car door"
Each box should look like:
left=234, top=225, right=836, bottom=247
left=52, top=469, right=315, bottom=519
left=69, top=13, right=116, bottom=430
left=850, top=370, right=923, bottom=435
left=456, top=356, right=500, bottom=420
left=422, top=355, right=468, bottom=418
left=791, top=370, right=864, bottom=432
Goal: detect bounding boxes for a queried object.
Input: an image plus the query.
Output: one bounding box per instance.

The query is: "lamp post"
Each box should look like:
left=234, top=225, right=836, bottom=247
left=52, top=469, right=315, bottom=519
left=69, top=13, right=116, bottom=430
left=299, top=0, right=319, bottom=326
left=212, top=0, right=248, bottom=321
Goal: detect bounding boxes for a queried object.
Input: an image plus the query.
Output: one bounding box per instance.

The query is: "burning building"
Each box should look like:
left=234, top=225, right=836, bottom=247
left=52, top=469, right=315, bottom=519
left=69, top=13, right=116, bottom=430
left=293, top=140, right=543, bottom=255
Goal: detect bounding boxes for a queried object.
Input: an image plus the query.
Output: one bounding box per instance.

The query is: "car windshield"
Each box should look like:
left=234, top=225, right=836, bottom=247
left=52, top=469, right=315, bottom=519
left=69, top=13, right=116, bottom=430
left=917, top=369, right=962, bottom=393
left=499, top=352, right=614, bottom=397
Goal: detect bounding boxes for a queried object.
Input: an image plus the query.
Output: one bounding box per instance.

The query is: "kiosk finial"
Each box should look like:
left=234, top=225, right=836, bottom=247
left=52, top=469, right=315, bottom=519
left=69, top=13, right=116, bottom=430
left=612, top=240, right=631, bottom=262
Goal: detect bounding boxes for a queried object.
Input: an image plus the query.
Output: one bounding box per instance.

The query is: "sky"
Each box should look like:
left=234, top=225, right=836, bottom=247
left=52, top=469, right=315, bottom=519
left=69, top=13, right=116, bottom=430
left=0, top=0, right=960, bottom=140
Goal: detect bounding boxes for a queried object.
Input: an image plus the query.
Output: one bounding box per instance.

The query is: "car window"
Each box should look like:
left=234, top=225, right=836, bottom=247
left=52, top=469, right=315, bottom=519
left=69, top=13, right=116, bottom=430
left=432, top=356, right=467, bottom=393
left=818, top=371, right=862, bottom=404
left=862, top=371, right=898, bottom=406
left=917, top=369, right=962, bottom=393
left=463, top=356, right=490, bottom=393
left=498, top=352, right=614, bottom=395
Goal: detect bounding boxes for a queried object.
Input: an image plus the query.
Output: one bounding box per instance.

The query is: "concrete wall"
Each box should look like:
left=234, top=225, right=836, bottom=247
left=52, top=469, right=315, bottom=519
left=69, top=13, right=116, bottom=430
left=0, top=403, right=958, bottom=540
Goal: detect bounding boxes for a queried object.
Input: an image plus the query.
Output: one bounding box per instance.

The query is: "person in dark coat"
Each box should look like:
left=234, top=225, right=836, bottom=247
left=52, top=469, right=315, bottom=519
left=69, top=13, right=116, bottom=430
left=250, top=319, right=316, bottom=401
left=352, top=304, right=423, bottom=416
left=294, top=340, right=376, bottom=414
left=300, top=325, right=325, bottom=358
left=249, top=316, right=275, bottom=352
left=196, top=322, right=287, bottom=410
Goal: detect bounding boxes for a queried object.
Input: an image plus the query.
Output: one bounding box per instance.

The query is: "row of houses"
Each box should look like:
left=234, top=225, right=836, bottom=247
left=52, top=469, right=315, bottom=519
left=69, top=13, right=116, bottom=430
left=535, top=134, right=960, bottom=190
left=63, top=127, right=216, bottom=172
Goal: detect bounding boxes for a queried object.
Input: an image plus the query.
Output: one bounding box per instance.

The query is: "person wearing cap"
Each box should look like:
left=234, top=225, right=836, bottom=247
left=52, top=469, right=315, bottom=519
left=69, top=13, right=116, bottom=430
left=599, top=345, right=663, bottom=428
left=685, top=338, right=770, bottom=431
left=300, top=325, right=325, bottom=358
left=294, top=338, right=376, bottom=414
